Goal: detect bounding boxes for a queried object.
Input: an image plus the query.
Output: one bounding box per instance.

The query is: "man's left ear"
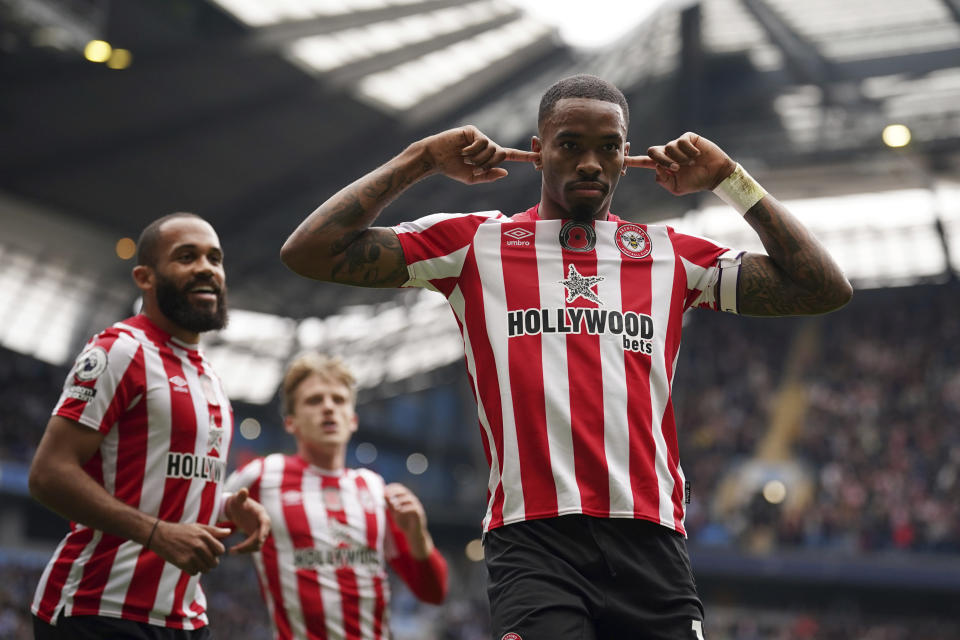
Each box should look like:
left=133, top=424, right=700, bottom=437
left=621, top=141, right=631, bottom=176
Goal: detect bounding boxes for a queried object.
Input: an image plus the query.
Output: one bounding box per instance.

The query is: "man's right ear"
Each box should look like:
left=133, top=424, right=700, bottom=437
left=132, top=265, right=153, bottom=293
left=283, top=415, right=296, bottom=435
left=531, top=136, right=543, bottom=171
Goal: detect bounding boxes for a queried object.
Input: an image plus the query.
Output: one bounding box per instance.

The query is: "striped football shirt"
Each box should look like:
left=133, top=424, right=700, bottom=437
left=393, top=204, right=743, bottom=535
left=226, top=454, right=447, bottom=640
left=32, top=314, right=233, bottom=629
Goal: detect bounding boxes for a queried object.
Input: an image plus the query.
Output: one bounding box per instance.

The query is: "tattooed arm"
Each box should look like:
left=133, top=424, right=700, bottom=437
left=736, top=197, right=852, bottom=315
left=633, top=132, right=852, bottom=316
left=280, top=126, right=537, bottom=287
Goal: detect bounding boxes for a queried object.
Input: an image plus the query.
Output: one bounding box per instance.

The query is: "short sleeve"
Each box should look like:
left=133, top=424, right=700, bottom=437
left=668, top=227, right=745, bottom=314
left=52, top=330, right=143, bottom=433
left=392, top=211, right=504, bottom=292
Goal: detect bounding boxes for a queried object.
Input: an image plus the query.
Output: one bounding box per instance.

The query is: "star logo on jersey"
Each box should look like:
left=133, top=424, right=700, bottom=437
left=329, top=519, right=352, bottom=549
left=559, top=264, right=604, bottom=305
left=206, top=426, right=224, bottom=457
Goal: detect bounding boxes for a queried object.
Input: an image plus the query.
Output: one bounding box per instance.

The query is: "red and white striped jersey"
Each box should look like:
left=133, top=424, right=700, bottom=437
left=393, top=204, right=743, bottom=535
left=225, top=454, right=447, bottom=640
left=32, top=314, right=233, bottom=629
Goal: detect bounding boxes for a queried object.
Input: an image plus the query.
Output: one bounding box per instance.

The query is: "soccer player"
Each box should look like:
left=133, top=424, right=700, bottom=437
left=29, top=212, right=271, bottom=639
left=224, top=352, right=448, bottom=640
left=279, top=75, right=852, bottom=638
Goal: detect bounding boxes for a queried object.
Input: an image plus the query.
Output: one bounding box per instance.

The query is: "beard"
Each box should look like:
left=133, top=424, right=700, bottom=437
left=155, top=272, right=228, bottom=334
left=569, top=202, right=598, bottom=222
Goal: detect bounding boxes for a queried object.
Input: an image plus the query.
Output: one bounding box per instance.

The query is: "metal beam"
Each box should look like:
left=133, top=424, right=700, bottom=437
left=739, top=0, right=832, bottom=86
left=941, top=0, right=960, bottom=26
left=678, top=4, right=704, bottom=131
left=323, top=11, right=522, bottom=87
left=251, top=0, right=483, bottom=44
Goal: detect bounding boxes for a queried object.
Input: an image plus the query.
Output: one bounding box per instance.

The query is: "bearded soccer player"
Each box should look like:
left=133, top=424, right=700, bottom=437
left=224, top=352, right=448, bottom=640
left=29, top=213, right=270, bottom=640
left=280, top=75, right=852, bottom=638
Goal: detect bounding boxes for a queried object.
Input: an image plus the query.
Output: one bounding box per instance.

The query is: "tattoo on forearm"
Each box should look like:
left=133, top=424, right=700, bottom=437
left=739, top=200, right=850, bottom=316
left=303, top=189, right=365, bottom=252
left=330, top=230, right=407, bottom=287
left=286, top=154, right=430, bottom=285
left=739, top=257, right=829, bottom=315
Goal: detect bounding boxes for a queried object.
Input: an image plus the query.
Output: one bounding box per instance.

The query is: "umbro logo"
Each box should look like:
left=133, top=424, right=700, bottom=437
left=169, top=375, right=189, bottom=393
left=503, top=227, right=533, bottom=247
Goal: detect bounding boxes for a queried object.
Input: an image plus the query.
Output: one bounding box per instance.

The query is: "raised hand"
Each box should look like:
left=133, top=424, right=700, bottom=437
left=422, top=125, right=538, bottom=185
left=625, top=132, right=737, bottom=196
left=385, top=482, right=428, bottom=538
left=222, top=488, right=271, bottom=554
left=149, top=521, right=232, bottom=575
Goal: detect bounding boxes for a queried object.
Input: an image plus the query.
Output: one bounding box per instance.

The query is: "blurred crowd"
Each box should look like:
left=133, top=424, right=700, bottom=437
left=677, top=283, right=960, bottom=554
left=2, top=282, right=960, bottom=638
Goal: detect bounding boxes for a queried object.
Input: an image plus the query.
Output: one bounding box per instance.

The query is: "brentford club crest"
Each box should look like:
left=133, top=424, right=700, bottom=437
left=615, top=223, right=652, bottom=259
left=501, top=634, right=523, bottom=640
left=559, top=220, right=596, bottom=252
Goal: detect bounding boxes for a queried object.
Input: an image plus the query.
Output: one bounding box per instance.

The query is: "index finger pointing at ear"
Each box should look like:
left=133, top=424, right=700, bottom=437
left=625, top=155, right=658, bottom=169
left=503, top=148, right=539, bottom=163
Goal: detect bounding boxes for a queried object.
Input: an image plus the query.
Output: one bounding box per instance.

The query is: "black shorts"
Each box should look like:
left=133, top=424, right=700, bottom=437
left=34, top=614, right=213, bottom=640
left=485, top=515, right=705, bottom=640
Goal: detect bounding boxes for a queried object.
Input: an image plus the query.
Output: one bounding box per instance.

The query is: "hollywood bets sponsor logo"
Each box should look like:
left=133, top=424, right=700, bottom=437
left=165, top=452, right=226, bottom=483
left=507, top=307, right=654, bottom=355
left=294, top=545, right=378, bottom=569
left=506, top=263, right=655, bottom=355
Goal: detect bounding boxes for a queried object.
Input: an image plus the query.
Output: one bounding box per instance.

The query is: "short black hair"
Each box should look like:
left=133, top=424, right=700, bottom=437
left=136, top=212, right=206, bottom=267
left=538, top=74, right=630, bottom=133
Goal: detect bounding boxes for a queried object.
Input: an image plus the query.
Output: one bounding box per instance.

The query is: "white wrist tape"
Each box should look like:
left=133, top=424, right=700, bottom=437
left=712, top=163, right=767, bottom=216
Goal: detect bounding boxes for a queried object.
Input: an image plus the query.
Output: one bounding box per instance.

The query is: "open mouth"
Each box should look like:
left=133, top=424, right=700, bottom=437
left=187, top=284, right=219, bottom=303
left=321, top=421, right=339, bottom=433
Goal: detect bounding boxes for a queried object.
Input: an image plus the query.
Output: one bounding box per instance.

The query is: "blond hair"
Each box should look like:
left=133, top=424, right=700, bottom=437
left=281, top=353, right=356, bottom=416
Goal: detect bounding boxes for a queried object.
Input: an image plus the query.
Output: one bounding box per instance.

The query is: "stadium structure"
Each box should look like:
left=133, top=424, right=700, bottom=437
left=1, top=0, right=959, bottom=637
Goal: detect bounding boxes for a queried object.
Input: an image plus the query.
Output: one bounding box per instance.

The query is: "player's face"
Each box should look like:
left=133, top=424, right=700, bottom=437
left=286, top=374, right=358, bottom=451
left=534, top=98, right=629, bottom=222
left=153, top=218, right=228, bottom=334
